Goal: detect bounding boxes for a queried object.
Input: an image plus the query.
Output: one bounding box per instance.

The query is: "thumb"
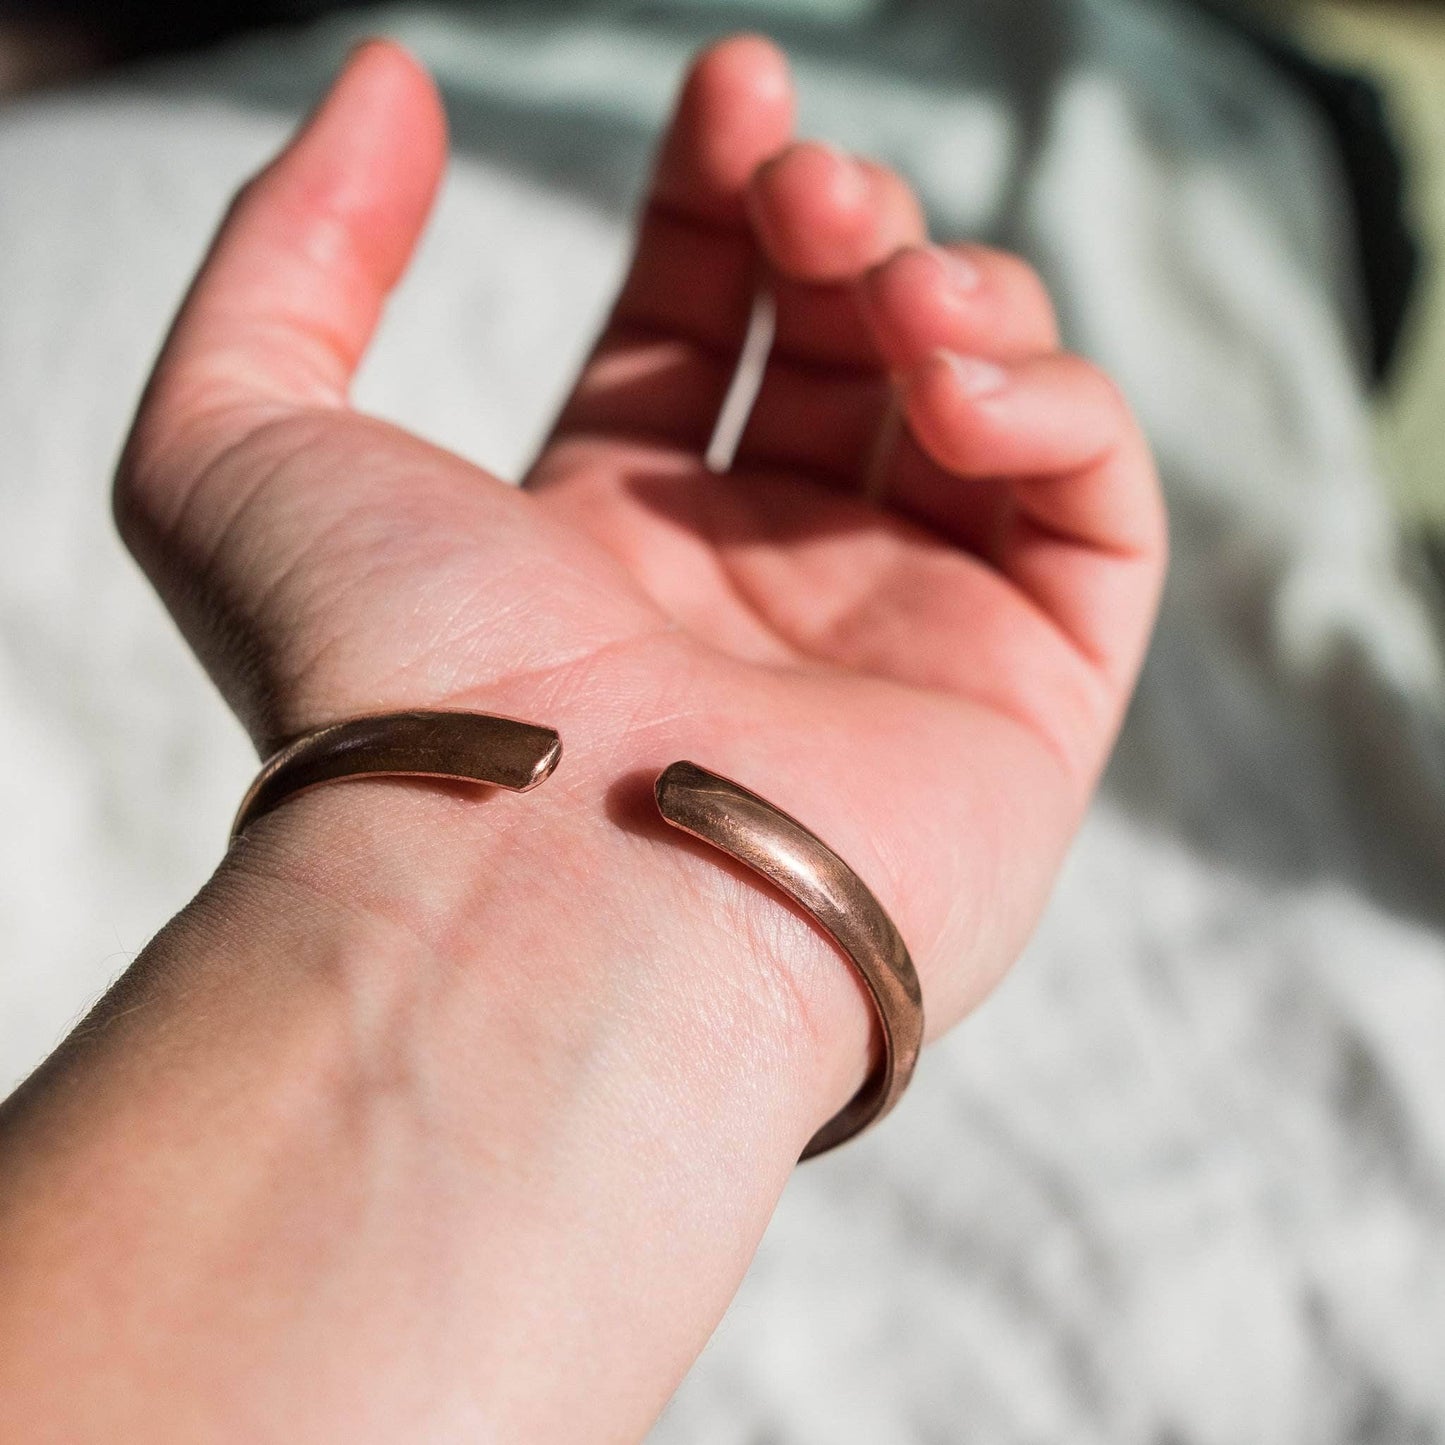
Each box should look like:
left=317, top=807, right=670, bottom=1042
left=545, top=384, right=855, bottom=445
left=118, top=40, right=448, bottom=538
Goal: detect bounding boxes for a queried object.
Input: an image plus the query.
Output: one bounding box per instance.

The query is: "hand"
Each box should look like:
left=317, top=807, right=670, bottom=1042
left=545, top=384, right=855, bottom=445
left=117, top=35, right=1164, bottom=1065
left=1, top=35, right=1167, bottom=1443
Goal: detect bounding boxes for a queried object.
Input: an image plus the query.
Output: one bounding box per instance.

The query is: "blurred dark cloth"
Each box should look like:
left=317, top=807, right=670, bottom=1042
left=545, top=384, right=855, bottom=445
left=0, top=0, right=344, bottom=56
left=1192, top=1, right=1418, bottom=385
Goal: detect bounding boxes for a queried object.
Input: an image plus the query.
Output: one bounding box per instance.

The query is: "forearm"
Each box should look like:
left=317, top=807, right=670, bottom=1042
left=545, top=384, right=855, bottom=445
left=0, top=763, right=870, bottom=1442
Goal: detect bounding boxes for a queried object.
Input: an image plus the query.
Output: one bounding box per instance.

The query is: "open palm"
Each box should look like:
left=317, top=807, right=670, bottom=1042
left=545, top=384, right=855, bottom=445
left=118, top=37, right=1164, bottom=1040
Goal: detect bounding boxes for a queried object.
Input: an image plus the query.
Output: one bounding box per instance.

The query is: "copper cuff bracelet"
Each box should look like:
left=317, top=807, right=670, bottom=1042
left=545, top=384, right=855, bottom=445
left=229, top=712, right=924, bottom=1157
left=230, top=709, right=562, bottom=839
left=655, top=761, right=923, bottom=1158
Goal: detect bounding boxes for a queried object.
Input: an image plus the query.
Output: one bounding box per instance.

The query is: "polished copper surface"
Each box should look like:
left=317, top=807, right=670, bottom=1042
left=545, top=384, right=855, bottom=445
left=654, top=761, right=924, bottom=1159
left=230, top=710, right=562, bottom=840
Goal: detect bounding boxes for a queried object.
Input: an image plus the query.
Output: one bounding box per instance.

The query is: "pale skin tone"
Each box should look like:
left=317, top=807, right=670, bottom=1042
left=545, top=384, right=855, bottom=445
left=0, top=35, right=1165, bottom=1444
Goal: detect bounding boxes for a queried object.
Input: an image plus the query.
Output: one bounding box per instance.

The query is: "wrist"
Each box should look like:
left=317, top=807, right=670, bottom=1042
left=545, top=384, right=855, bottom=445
left=211, top=741, right=876, bottom=1165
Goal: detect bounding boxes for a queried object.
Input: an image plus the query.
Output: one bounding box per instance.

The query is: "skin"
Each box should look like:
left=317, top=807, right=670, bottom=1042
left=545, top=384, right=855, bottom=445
left=0, top=36, right=1165, bottom=1444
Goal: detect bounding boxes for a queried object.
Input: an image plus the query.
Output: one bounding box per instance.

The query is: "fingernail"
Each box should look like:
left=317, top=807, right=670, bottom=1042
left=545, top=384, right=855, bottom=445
left=936, top=349, right=1008, bottom=397
left=929, top=244, right=981, bottom=293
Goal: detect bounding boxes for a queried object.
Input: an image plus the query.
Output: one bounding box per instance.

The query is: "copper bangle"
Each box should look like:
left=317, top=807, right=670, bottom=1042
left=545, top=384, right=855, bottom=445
left=230, top=720, right=921, bottom=1158
left=230, top=710, right=562, bottom=840
left=655, top=761, right=924, bottom=1160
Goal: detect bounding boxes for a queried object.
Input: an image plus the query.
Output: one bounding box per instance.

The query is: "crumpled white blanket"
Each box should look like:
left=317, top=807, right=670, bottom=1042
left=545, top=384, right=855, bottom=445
left=2, top=1, right=1443, bottom=1439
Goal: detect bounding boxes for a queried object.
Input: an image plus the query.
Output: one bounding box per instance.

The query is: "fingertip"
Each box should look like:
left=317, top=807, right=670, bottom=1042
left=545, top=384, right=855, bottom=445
left=695, top=31, right=793, bottom=100
left=312, top=37, right=448, bottom=163
left=908, top=343, right=1003, bottom=429
left=905, top=348, right=1141, bottom=484
left=654, top=33, right=795, bottom=220
left=748, top=144, right=856, bottom=272
left=863, top=242, right=1062, bottom=368
left=748, top=143, right=924, bottom=282
left=865, top=245, right=978, bottom=304
left=862, top=245, right=977, bottom=366
left=330, top=38, right=447, bottom=157
left=256, top=35, right=447, bottom=293
left=341, top=35, right=436, bottom=92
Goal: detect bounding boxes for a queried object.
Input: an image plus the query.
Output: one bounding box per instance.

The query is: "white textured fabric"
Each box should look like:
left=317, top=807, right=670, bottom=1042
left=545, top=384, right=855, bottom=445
left=2, top=3, right=1443, bottom=1439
